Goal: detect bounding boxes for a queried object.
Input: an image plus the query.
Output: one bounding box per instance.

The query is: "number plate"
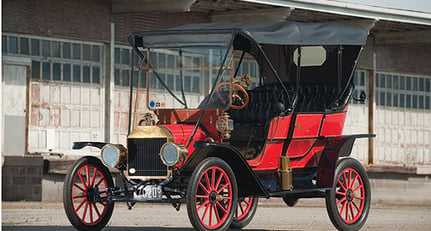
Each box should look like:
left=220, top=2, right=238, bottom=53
left=135, top=185, right=162, bottom=201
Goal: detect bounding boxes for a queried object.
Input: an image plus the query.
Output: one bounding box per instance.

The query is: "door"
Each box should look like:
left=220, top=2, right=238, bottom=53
left=2, top=63, right=28, bottom=156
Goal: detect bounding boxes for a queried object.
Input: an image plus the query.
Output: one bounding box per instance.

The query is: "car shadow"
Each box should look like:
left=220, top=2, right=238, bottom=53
left=1, top=226, right=297, bottom=231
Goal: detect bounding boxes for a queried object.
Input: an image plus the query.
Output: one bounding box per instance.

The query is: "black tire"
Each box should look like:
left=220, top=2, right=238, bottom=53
left=325, top=158, right=371, bottom=231
left=230, top=196, right=258, bottom=229
left=63, top=157, right=114, bottom=231
left=186, top=157, right=238, bottom=231
left=282, top=196, right=299, bottom=207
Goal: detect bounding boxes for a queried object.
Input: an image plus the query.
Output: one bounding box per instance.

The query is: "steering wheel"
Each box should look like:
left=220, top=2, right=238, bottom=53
left=216, top=82, right=249, bottom=110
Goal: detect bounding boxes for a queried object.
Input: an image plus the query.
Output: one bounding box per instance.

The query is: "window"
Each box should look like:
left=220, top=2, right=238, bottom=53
left=376, top=73, right=431, bottom=110
left=3, top=34, right=103, bottom=84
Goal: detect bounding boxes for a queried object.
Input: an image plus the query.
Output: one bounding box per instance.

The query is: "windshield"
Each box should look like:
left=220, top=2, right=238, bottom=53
left=141, top=47, right=259, bottom=110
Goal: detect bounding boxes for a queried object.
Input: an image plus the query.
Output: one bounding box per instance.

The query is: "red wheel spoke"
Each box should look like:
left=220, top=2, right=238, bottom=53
left=351, top=174, right=359, bottom=188
left=348, top=170, right=352, bottom=188
left=198, top=182, right=209, bottom=194
left=85, top=166, right=90, bottom=188
left=89, top=202, right=94, bottom=224
left=353, top=185, right=363, bottom=192
left=201, top=202, right=210, bottom=222
left=336, top=197, right=346, bottom=205
left=73, top=195, right=86, bottom=199
left=336, top=190, right=346, bottom=196
left=345, top=202, right=350, bottom=221
left=93, top=203, right=101, bottom=218
left=239, top=202, right=245, bottom=214
left=244, top=198, right=251, bottom=206
left=75, top=199, right=86, bottom=213
left=197, top=199, right=210, bottom=211
left=352, top=200, right=360, bottom=211
left=214, top=204, right=221, bottom=222
left=204, top=172, right=211, bottom=190
left=73, top=183, right=86, bottom=193
left=196, top=194, right=209, bottom=199
left=215, top=173, right=223, bottom=191
left=339, top=200, right=347, bottom=215
left=216, top=201, right=228, bottom=214
left=82, top=202, right=89, bottom=221
left=95, top=176, right=105, bottom=187
left=90, top=168, right=98, bottom=188
left=78, top=172, right=88, bottom=190
left=211, top=169, right=216, bottom=189
left=337, top=179, right=347, bottom=192
left=217, top=183, right=230, bottom=194
left=209, top=203, right=213, bottom=226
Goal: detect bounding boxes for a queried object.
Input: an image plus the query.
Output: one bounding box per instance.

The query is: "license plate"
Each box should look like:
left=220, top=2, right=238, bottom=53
left=136, top=185, right=162, bottom=200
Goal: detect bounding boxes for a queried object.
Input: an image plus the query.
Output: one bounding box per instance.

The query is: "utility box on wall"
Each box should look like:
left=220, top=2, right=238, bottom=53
left=2, top=156, right=43, bottom=201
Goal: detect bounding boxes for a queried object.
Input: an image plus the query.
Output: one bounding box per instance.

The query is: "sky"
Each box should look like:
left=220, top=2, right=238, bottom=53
left=331, top=0, right=431, bottom=14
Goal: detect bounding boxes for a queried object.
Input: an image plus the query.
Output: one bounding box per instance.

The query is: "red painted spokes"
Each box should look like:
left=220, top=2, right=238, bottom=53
left=335, top=167, right=365, bottom=224
left=195, top=166, right=233, bottom=229
left=71, top=164, right=109, bottom=225
left=234, top=197, right=253, bottom=220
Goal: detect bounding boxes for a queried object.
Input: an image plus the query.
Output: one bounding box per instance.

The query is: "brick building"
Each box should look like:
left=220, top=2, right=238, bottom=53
left=1, top=0, right=431, bottom=201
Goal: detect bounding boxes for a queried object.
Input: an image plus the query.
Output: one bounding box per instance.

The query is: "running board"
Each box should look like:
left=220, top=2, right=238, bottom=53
left=268, top=188, right=330, bottom=198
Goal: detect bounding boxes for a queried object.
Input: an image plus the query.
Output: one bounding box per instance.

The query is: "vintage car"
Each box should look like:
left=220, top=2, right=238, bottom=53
left=63, top=21, right=374, bottom=231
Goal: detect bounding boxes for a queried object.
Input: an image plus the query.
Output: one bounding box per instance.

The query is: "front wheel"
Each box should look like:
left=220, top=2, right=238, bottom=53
left=187, top=157, right=238, bottom=231
left=63, top=157, right=114, bottom=231
left=325, top=158, right=371, bottom=231
left=230, top=196, right=259, bottom=229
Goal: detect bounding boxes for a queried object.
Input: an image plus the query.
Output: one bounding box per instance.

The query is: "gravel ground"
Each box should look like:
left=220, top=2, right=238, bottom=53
left=2, top=199, right=431, bottom=231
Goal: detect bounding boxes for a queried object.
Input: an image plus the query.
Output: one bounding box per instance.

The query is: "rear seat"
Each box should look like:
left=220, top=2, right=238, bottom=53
left=229, top=83, right=351, bottom=126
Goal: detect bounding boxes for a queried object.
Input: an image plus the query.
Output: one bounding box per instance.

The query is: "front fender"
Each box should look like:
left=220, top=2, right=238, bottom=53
left=180, top=141, right=269, bottom=198
left=317, top=134, right=375, bottom=188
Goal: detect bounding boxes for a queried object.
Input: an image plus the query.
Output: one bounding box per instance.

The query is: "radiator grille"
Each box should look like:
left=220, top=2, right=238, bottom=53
left=127, top=138, right=167, bottom=177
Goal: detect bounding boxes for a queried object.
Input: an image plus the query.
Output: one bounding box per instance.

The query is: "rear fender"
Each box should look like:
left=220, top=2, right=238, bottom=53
left=317, top=134, right=375, bottom=188
left=180, top=141, right=269, bottom=198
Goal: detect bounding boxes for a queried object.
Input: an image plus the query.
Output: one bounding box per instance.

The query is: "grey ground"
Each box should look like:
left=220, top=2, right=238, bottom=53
left=2, top=199, right=431, bottom=231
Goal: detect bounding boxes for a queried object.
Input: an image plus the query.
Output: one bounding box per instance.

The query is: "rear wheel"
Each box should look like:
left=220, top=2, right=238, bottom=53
left=63, top=157, right=114, bottom=231
left=230, top=196, right=258, bottom=229
left=325, top=158, right=370, bottom=231
left=187, top=157, right=238, bottom=231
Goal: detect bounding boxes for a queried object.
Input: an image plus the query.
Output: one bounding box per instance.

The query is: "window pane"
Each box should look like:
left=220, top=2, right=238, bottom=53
left=386, top=75, right=392, bottom=89
left=42, top=40, right=50, bottom=57
left=393, top=93, right=398, bottom=107
left=114, top=69, right=120, bottom=85
left=386, top=93, right=392, bottom=106
left=42, top=62, right=51, bottom=80
left=63, top=64, right=71, bottom=81
left=132, top=51, right=139, bottom=66
left=73, top=65, right=81, bottom=82
left=413, top=95, right=418, bottom=109
left=419, top=78, right=425, bottom=91
left=406, top=77, right=411, bottom=90
left=92, top=46, right=100, bottom=61
left=167, top=74, right=174, bottom=90
left=122, top=70, right=129, bottom=87
left=114, top=48, right=120, bottom=64
left=31, top=61, right=40, bottom=79
left=392, top=75, right=399, bottom=89
left=20, top=38, right=29, bottom=55
left=400, top=76, right=405, bottom=90
left=184, top=76, right=191, bottom=92
left=192, top=77, right=200, bottom=93
left=93, top=67, right=100, bottom=84
left=426, top=79, right=431, bottom=92
left=426, top=96, right=430, bottom=110
left=150, top=72, right=157, bottom=89
left=158, top=53, right=166, bottom=67
left=411, top=77, right=418, bottom=91
left=175, top=75, right=181, bottom=91
left=158, top=74, right=165, bottom=90
left=52, top=41, right=61, bottom=57
left=53, top=63, right=61, bottom=81
left=399, top=94, right=405, bottom=108
left=2, top=36, right=7, bottom=52
left=378, top=74, right=385, bottom=88
left=406, top=95, right=411, bottom=108
left=9, top=36, right=18, bottom=54
left=132, top=71, right=139, bottom=87
left=419, top=95, right=424, bottom=109
left=168, top=55, right=175, bottom=68
left=121, top=49, right=130, bottom=65
left=379, top=92, right=385, bottom=106
left=83, top=66, right=91, bottom=83
left=63, top=42, right=71, bottom=59
left=82, top=44, right=91, bottom=60
left=72, top=44, right=81, bottom=59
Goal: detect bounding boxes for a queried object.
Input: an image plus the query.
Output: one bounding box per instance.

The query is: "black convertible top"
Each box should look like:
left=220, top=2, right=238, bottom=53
left=129, top=21, right=368, bottom=49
